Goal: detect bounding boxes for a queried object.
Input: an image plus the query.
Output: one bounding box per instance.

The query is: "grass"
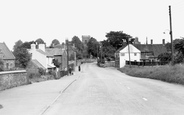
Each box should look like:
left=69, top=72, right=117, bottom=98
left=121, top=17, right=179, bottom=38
left=119, top=64, right=184, bottom=85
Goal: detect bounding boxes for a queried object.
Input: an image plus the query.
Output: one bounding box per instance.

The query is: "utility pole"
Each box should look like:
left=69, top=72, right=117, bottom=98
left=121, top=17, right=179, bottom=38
left=169, top=5, right=174, bottom=65
left=128, top=41, right=131, bottom=67
left=66, top=39, right=69, bottom=75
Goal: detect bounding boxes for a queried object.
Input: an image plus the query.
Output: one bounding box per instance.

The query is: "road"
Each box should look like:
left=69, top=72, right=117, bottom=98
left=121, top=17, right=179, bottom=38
left=1, top=63, right=184, bottom=115
left=44, top=63, right=184, bottom=115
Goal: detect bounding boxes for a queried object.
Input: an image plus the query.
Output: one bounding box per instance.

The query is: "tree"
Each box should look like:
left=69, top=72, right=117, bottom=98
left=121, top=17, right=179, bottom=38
left=20, top=41, right=35, bottom=49
left=87, top=37, right=99, bottom=58
left=13, top=40, right=23, bottom=52
left=158, top=52, right=171, bottom=62
left=13, top=46, right=31, bottom=68
left=35, top=38, right=45, bottom=44
left=50, top=39, right=60, bottom=48
left=71, top=36, right=84, bottom=59
left=173, top=38, right=184, bottom=64
left=105, top=31, right=132, bottom=50
left=52, top=59, right=60, bottom=68
left=13, top=41, right=32, bottom=68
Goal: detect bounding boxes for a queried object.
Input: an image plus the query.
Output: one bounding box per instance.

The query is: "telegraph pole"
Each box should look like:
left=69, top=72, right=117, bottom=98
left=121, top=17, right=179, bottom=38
left=169, top=5, right=174, bottom=65
left=66, top=39, right=69, bottom=75
left=128, top=40, right=131, bottom=67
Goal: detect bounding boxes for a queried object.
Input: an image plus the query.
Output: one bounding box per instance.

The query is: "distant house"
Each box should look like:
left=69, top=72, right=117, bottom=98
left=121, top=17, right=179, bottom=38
left=115, top=39, right=167, bottom=68
left=115, top=44, right=141, bottom=68
left=0, top=42, right=15, bottom=70
left=28, top=44, right=67, bottom=72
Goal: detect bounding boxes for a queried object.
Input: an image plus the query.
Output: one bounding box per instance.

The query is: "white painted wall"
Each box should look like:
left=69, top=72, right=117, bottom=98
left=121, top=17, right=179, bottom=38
left=47, top=57, right=55, bottom=68
left=119, top=44, right=141, bottom=68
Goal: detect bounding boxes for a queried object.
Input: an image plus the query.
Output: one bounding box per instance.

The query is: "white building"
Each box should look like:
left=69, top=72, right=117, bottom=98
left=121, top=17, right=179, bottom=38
left=115, top=44, right=141, bottom=68
left=28, top=44, right=56, bottom=70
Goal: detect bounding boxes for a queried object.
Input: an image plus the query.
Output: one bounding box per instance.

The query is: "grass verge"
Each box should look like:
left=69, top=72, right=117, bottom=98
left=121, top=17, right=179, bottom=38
left=119, top=64, right=184, bottom=85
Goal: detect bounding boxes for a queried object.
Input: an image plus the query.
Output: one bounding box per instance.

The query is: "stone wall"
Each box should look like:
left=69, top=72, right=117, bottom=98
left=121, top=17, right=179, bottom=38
left=0, top=70, right=28, bottom=91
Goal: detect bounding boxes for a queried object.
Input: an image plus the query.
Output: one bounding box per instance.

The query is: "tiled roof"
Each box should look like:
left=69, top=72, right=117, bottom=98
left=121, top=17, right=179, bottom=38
left=116, top=44, right=167, bottom=57
left=45, top=48, right=65, bottom=57
left=134, top=44, right=167, bottom=57
left=0, top=43, right=15, bottom=60
left=31, top=59, right=46, bottom=69
left=37, top=49, right=46, bottom=55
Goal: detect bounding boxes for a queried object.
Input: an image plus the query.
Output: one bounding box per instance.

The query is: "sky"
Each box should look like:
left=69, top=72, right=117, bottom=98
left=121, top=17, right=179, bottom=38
left=0, top=0, right=184, bottom=50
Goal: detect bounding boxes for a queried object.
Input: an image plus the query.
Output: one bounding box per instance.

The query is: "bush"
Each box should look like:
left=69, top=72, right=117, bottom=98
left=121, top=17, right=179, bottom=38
left=28, top=73, right=41, bottom=79
left=38, top=68, right=46, bottom=75
left=47, top=70, right=56, bottom=79
left=119, top=64, right=184, bottom=85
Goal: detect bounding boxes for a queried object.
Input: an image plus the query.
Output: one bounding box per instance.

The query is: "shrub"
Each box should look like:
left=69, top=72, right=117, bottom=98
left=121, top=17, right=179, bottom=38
left=47, top=70, right=56, bottom=79
left=119, top=65, right=184, bottom=85
left=38, top=68, right=46, bottom=75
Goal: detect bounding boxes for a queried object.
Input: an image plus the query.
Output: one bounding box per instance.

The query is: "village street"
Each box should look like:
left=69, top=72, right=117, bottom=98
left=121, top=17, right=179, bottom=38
left=1, top=63, right=184, bottom=115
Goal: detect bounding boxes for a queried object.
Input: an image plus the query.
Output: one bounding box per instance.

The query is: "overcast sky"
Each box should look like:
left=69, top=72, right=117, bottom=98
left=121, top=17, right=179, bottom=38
left=0, top=0, right=184, bottom=50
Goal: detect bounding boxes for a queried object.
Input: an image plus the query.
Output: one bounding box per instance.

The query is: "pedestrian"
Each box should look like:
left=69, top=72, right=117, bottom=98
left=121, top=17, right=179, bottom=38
left=78, top=65, right=81, bottom=72
left=69, top=66, right=72, bottom=75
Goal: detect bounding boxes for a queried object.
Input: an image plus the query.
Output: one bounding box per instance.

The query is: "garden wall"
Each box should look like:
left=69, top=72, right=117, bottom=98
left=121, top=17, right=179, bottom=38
left=0, top=70, right=28, bottom=91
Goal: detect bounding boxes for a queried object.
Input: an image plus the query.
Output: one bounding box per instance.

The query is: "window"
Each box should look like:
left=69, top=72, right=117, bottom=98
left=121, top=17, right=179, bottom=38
left=134, top=53, right=137, bottom=56
left=121, top=53, right=125, bottom=56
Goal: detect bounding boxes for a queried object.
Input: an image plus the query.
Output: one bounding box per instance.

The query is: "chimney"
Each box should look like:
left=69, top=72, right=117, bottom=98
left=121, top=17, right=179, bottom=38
left=151, top=39, right=153, bottom=44
left=38, top=44, right=45, bottom=52
left=31, top=44, right=36, bottom=50
left=162, top=39, right=165, bottom=45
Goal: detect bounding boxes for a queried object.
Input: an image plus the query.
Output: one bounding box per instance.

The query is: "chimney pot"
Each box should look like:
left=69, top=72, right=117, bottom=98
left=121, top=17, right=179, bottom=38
left=162, top=39, right=165, bottom=45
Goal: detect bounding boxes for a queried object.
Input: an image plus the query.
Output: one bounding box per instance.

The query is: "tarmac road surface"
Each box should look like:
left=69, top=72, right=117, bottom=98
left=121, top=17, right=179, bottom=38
left=1, top=63, right=184, bottom=115
left=44, top=63, right=184, bottom=115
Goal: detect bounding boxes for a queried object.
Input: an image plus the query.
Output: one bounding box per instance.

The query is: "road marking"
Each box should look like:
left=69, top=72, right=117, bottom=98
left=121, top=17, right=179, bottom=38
left=143, top=98, right=148, bottom=101
left=38, top=78, right=77, bottom=115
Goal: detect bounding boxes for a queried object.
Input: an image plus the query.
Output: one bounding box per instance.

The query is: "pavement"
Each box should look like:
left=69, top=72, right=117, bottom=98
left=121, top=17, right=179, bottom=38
left=1, top=63, right=184, bottom=115
left=0, top=67, right=81, bottom=115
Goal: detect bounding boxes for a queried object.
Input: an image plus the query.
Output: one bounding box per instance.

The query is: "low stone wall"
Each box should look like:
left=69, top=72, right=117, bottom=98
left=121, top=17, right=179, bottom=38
left=0, top=70, right=28, bottom=91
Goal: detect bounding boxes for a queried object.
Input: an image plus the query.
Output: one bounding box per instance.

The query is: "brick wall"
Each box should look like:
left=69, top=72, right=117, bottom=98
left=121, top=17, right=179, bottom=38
left=0, top=70, right=29, bottom=91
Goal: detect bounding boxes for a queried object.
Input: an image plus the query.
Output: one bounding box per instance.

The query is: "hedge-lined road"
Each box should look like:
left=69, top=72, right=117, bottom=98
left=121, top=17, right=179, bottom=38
left=1, top=63, right=184, bottom=115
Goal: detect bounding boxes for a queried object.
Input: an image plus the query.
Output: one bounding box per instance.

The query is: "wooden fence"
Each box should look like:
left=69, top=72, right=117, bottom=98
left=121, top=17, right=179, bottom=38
left=126, top=61, right=169, bottom=66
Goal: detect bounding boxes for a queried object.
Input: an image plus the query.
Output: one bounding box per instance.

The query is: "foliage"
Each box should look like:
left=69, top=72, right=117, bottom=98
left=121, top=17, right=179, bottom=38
left=71, top=36, right=84, bottom=59
left=0, top=59, right=4, bottom=71
left=101, top=43, right=116, bottom=59
left=158, top=52, right=171, bottom=62
left=35, top=38, right=45, bottom=44
left=20, top=41, right=35, bottom=49
left=50, top=39, right=60, bottom=48
left=13, top=45, right=31, bottom=68
left=13, top=40, right=23, bottom=52
left=120, top=64, right=184, bottom=85
left=38, top=68, right=46, bottom=75
left=69, top=53, right=75, bottom=61
left=87, top=37, right=99, bottom=58
left=52, top=59, right=61, bottom=68
left=105, top=31, right=132, bottom=50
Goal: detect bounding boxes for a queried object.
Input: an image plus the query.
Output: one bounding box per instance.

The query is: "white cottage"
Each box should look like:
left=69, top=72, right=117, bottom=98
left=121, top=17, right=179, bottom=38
left=115, top=44, right=141, bottom=68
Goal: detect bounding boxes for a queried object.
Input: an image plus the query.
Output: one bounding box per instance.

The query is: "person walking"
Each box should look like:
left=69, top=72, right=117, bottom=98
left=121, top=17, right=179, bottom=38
left=69, top=66, right=72, bottom=75
left=78, top=65, right=81, bottom=72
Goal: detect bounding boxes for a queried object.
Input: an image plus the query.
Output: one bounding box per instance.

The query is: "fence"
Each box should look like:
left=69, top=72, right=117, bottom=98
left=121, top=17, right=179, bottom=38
left=126, top=61, right=169, bottom=66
